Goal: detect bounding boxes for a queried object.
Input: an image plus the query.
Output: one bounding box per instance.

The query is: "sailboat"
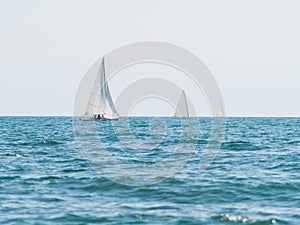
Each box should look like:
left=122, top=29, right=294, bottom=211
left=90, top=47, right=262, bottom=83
left=174, top=90, right=189, bottom=118
left=81, top=57, right=119, bottom=121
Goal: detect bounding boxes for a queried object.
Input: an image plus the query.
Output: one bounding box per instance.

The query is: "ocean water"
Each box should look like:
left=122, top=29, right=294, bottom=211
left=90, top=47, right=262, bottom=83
left=0, top=116, right=299, bottom=225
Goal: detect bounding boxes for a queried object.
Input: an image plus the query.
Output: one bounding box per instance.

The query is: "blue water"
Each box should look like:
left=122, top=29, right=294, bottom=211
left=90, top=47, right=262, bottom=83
left=0, top=117, right=299, bottom=224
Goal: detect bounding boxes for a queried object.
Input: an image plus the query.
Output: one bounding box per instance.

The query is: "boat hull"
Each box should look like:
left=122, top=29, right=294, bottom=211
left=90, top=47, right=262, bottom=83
left=79, top=118, right=119, bottom=121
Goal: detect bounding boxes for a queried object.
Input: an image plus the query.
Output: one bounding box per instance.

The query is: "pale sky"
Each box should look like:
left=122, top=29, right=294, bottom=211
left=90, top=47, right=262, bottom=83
left=1, top=0, right=299, bottom=116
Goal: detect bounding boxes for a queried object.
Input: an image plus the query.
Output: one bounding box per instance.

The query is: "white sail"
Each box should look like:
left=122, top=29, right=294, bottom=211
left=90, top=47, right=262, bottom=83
left=85, top=57, right=119, bottom=119
left=174, top=90, right=189, bottom=118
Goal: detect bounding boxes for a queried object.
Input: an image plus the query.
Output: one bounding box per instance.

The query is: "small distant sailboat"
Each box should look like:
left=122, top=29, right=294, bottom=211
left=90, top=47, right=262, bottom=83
left=81, top=57, right=119, bottom=121
left=174, top=90, right=189, bottom=118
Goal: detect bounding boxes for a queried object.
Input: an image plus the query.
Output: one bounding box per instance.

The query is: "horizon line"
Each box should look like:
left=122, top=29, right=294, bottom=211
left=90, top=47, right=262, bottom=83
left=1, top=115, right=300, bottom=118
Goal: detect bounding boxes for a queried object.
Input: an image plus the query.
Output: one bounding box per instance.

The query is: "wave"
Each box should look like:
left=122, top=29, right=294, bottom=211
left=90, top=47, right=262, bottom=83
left=222, top=141, right=265, bottom=150
left=48, top=213, right=111, bottom=224
left=5, top=153, right=27, bottom=157
left=211, top=214, right=287, bottom=225
left=211, top=214, right=251, bottom=223
left=41, top=140, right=61, bottom=145
left=286, top=140, right=300, bottom=145
left=8, top=139, right=62, bottom=147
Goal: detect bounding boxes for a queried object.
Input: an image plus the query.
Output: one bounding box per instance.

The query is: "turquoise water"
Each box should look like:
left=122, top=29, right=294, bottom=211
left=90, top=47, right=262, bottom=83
left=0, top=117, right=299, bottom=224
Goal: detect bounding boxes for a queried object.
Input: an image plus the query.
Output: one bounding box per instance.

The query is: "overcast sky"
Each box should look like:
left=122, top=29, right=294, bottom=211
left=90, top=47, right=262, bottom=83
left=1, top=0, right=299, bottom=116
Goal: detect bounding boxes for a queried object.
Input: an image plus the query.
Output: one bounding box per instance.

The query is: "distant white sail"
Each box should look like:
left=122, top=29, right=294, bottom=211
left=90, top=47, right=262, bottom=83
left=85, top=57, right=119, bottom=119
left=174, top=90, right=189, bottom=118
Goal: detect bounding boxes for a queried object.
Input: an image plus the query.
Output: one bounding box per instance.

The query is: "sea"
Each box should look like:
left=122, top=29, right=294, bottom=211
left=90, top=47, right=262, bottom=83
left=0, top=116, right=299, bottom=225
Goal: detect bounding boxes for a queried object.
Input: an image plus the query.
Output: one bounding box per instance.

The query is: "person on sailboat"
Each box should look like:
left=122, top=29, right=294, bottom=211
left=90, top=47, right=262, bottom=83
left=97, top=114, right=101, bottom=120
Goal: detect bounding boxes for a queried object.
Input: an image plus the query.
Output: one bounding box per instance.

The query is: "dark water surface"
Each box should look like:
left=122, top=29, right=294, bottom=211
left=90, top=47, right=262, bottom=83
left=0, top=117, right=299, bottom=224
